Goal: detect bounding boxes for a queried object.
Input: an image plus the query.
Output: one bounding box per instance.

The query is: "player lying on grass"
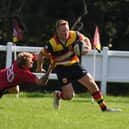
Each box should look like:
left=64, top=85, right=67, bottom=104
left=0, top=52, right=48, bottom=98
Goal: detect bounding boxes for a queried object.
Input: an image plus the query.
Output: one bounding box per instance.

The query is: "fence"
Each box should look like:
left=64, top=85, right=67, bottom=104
left=1, top=42, right=129, bottom=95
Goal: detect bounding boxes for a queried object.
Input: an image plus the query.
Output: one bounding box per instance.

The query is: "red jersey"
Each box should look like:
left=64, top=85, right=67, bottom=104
left=0, top=61, right=37, bottom=89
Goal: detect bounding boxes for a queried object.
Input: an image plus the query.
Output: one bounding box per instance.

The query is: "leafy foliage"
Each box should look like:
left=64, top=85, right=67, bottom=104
left=0, top=0, right=129, bottom=50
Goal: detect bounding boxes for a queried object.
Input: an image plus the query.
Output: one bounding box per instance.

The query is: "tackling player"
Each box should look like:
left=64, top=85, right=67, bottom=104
left=0, top=52, right=47, bottom=97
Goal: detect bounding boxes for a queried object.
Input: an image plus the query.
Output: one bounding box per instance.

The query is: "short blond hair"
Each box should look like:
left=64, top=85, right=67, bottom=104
left=16, top=52, right=33, bottom=67
left=55, top=19, right=69, bottom=29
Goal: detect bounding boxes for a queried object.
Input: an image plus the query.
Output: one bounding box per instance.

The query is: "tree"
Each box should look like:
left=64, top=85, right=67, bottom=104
left=0, top=0, right=129, bottom=50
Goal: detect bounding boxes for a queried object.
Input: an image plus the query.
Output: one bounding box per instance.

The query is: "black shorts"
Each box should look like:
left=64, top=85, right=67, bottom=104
left=55, top=63, right=87, bottom=86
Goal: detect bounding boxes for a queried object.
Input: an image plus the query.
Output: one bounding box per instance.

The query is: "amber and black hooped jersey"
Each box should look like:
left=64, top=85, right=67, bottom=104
left=41, top=31, right=87, bottom=66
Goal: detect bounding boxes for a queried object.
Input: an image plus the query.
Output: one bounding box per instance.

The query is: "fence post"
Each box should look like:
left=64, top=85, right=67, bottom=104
left=101, top=47, right=108, bottom=95
left=6, top=42, right=13, bottom=68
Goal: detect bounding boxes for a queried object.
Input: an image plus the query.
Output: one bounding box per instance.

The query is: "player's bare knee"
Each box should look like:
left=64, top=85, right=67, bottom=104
left=6, top=85, right=20, bottom=94
left=63, top=93, right=74, bottom=100
left=88, top=80, right=99, bottom=93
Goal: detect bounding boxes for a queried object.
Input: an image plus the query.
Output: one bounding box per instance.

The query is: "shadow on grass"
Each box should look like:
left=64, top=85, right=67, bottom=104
left=0, top=106, right=4, bottom=109
left=72, top=99, right=91, bottom=103
left=104, top=98, right=129, bottom=104
left=20, top=91, right=52, bottom=98
left=18, top=92, right=129, bottom=104
left=72, top=98, right=129, bottom=104
left=73, top=93, right=129, bottom=104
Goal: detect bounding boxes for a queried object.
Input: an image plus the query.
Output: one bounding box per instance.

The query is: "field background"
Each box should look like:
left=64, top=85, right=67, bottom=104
left=0, top=92, right=129, bottom=129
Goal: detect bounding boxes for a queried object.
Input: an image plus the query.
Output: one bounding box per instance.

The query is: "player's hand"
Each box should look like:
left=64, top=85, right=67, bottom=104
left=36, top=68, right=46, bottom=73
left=41, top=74, right=49, bottom=85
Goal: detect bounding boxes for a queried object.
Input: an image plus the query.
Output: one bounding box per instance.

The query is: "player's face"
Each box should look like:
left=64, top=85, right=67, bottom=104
left=57, top=24, right=69, bottom=41
left=25, top=57, right=33, bottom=68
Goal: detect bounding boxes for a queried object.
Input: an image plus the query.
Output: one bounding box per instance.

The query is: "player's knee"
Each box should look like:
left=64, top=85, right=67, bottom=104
left=88, top=80, right=99, bottom=93
left=6, top=85, right=20, bottom=94
left=63, top=93, right=75, bottom=100
left=64, top=96, right=73, bottom=100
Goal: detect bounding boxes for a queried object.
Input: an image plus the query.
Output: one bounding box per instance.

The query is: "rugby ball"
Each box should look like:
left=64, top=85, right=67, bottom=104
left=74, top=40, right=88, bottom=56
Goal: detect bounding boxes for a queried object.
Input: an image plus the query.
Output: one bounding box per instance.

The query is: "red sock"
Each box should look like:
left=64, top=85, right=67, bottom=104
left=92, top=91, right=107, bottom=111
left=57, top=91, right=65, bottom=99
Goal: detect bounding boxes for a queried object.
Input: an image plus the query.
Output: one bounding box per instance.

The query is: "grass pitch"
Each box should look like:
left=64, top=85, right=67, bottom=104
left=0, top=92, right=129, bottom=129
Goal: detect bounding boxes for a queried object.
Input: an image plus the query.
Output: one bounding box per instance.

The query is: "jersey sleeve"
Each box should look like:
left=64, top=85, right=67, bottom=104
left=41, top=43, right=53, bottom=55
left=76, top=31, right=91, bottom=49
left=18, top=70, right=37, bottom=84
left=76, top=31, right=87, bottom=40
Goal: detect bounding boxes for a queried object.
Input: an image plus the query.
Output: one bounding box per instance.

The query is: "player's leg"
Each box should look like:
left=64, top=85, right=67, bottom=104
left=0, top=85, right=20, bottom=98
left=6, top=85, right=20, bottom=94
left=7, top=85, right=20, bottom=99
left=78, top=73, right=121, bottom=112
left=53, top=83, right=75, bottom=109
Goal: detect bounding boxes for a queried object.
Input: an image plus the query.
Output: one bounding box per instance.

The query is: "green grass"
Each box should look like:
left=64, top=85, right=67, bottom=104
left=0, top=92, right=129, bottom=129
